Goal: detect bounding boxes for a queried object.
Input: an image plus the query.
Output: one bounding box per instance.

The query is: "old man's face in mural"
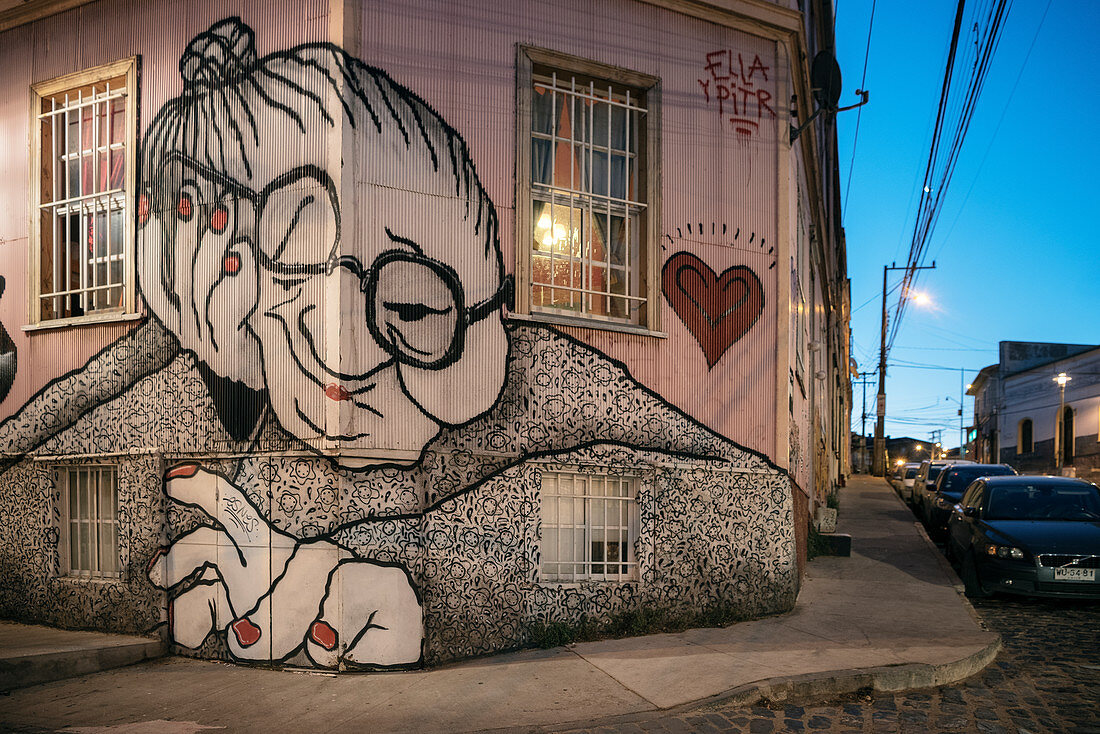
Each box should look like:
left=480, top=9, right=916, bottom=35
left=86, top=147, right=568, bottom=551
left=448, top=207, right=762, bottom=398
left=136, top=23, right=509, bottom=466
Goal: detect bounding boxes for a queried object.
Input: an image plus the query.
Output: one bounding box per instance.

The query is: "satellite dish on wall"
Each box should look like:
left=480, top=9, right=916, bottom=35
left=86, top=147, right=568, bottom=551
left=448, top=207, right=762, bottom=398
left=811, top=51, right=843, bottom=110
left=790, top=51, right=868, bottom=143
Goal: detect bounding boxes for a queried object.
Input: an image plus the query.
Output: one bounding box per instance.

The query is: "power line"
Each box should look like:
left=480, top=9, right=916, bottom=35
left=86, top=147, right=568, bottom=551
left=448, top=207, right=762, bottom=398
left=931, top=0, right=1052, bottom=260
left=885, top=0, right=1012, bottom=359
left=888, top=360, right=987, bottom=372
left=842, top=0, right=876, bottom=215
left=890, top=345, right=993, bottom=352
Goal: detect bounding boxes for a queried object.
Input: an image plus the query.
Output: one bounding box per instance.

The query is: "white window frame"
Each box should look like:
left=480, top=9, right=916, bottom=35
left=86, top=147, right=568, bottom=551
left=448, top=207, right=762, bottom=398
left=57, top=464, right=121, bottom=579
left=515, top=46, right=661, bottom=335
left=539, top=469, right=639, bottom=583
left=28, top=58, right=139, bottom=329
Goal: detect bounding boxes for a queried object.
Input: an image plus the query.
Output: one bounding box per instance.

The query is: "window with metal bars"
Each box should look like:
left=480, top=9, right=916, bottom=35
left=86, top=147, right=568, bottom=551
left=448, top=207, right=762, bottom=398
left=515, top=48, right=659, bottom=332
left=58, top=466, right=120, bottom=579
left=539, top=470, right=639, bottom=583
left=32, top=59, right=136, bottom=324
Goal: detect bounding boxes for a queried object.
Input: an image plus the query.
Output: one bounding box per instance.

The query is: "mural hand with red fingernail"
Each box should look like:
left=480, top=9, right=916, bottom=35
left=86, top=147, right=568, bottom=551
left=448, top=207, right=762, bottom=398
left=148, top=463, right=423, bottom=667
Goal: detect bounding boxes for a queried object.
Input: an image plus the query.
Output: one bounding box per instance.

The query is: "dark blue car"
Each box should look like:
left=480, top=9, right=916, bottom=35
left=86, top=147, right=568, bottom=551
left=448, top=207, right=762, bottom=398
left=923, top=463, right=1017, bottom=534
left=947, top=476, right=1100, bottom=599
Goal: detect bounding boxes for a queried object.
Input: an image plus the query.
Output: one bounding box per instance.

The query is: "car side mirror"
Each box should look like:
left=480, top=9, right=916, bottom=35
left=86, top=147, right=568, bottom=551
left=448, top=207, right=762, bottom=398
left=962, top=506, right=980, bottom=518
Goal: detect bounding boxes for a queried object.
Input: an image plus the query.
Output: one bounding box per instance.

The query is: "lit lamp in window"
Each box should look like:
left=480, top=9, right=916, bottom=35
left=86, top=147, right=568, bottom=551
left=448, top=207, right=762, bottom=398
left=533, top=210, right=567, bottom=252
left=533, top=207, right=582, bottom=254
left=532, top=205, right=590, bottom=313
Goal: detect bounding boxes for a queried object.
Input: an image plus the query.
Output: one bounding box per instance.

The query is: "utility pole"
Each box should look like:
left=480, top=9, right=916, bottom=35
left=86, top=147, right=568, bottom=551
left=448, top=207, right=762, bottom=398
left=854, top=372, right=872, bottom=473
left=930, top=429, right=943, bottom=460
left=873, top=261, right=936, bottom=475
left=959, top=368, right=965, bottom=458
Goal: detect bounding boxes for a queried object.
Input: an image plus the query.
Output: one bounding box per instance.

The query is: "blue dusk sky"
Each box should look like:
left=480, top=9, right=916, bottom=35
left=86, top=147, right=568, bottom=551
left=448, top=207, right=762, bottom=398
left=835, top=0, right=1100, bottom=448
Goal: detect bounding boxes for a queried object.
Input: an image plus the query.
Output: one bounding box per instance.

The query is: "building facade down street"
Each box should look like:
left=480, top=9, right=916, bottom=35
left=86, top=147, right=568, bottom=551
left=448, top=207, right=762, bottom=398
left=0, top=0, right=850, bottom=669
left=969, top=341, right=1100, bottom=479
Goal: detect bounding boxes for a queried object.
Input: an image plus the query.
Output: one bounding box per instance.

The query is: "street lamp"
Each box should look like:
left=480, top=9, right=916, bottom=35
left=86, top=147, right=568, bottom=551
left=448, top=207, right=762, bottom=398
left=1054, top=372, right=1071, bottom=473
left=873, top=261, right=937, bottom=476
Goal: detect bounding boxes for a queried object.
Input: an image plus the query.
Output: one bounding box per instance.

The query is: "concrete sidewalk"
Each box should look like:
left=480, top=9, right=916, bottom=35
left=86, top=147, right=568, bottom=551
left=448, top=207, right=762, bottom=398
left=0, top=476, right=999, bottom=733
left=0, top=621, right=164, bottom=691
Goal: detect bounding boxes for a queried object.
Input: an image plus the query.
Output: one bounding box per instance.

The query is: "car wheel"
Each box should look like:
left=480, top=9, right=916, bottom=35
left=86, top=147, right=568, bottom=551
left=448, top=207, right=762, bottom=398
left=961, top=551, right=991, bottom=600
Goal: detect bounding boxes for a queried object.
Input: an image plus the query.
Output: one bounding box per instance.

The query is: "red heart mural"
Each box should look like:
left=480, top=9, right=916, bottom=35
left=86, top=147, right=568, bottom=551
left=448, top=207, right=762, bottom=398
left=661, top=252, right=764, bottom=368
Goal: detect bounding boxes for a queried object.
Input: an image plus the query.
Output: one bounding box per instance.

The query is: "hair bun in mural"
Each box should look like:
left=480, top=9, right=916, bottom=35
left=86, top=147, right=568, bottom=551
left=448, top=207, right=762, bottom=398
left=180, top=17, right=258, bottom=87
left=0, top=276, right=15, bottom=404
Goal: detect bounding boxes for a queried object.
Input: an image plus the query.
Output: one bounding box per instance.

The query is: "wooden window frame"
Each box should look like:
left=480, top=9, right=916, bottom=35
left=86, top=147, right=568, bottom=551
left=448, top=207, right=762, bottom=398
left=514, top=45, right=662, bottom=336
left=27, top=57, right=140, bottom=330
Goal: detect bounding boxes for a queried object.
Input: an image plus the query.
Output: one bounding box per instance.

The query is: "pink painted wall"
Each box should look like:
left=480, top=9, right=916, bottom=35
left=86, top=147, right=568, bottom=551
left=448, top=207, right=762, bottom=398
left=0, top=0, right=330, bottom=421
left=356, top=0, right=783, bottom=458
left=2, top=0, right=785, bottom=460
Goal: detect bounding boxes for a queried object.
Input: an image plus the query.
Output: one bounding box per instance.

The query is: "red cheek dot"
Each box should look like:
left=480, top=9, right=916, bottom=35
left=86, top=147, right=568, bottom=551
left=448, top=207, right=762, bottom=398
left=177, top=195, right=192, bottom=221
left=309, top=620, right=337, bottom=650
left=324, top=383, right=352, bottom=402
left=231, top=617, right=262, bottom=648
left=210, top=207, right=229, bottom=233
left=223, top=254, right=241, bottom=275
left=137, top=194, right=150, bottom=225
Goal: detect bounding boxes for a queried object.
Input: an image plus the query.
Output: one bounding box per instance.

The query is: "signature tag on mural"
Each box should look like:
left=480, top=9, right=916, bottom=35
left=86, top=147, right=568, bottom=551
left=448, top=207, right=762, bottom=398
left=661, top=252, right=763, bottom=368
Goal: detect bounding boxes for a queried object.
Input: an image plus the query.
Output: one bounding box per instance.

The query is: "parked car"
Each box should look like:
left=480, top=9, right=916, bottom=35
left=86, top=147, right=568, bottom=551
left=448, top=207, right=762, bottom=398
left=900, top=463, right=921, bottom=499
left=922, top=463, right=1017, bottom=533
left=912, top=459, right=975, bottom=509
left=947, top=476, right=1100, bottom=599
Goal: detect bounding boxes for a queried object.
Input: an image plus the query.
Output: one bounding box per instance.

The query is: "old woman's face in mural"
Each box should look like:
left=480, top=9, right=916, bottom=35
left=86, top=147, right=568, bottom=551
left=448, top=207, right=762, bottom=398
left=136, top=37, right=509, bottom=467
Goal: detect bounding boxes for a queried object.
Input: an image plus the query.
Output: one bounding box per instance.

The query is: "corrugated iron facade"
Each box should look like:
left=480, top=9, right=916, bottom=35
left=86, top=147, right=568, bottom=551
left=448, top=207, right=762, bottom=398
left=0, top=0, right=848, bottom=668
left=0, top=0, right=799, bottom=457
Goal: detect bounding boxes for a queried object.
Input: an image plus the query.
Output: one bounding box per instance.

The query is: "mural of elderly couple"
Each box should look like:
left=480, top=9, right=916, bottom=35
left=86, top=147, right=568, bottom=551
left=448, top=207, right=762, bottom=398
left=0, top=18, right=789, bottom=669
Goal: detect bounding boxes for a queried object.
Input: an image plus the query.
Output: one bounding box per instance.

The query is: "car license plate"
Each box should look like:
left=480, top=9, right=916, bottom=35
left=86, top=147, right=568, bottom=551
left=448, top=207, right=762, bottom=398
left=1054, top=567, right=1096, bottom=582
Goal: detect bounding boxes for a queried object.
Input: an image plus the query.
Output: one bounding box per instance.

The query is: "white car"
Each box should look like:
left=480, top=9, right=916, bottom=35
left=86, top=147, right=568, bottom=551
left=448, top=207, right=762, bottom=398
left=900, top=463, right=921, bottom=499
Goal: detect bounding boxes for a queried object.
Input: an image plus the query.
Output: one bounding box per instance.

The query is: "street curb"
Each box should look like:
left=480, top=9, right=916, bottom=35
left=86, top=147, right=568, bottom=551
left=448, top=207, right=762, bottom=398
left=486, top=635, right=1003, bottom=733
left=901, top=485, right=992, bottom=631
left=483, top=478, right=1004, bottom=734
left=0, top=638, right=166, bottom=692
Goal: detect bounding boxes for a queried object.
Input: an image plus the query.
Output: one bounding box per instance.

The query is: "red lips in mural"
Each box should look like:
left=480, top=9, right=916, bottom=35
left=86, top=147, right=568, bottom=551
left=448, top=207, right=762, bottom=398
left=661, top=252, right=764, bottom=368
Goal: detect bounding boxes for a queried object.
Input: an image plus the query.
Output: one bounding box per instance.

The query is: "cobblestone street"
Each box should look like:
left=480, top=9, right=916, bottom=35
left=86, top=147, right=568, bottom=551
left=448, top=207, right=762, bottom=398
left=569, top=565, right=1100, bottom=733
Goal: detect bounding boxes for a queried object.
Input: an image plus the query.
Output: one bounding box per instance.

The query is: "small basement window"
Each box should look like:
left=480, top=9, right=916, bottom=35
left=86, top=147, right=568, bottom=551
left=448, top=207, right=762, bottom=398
left=59, top=465, right=119, bottom=578
left=539, top=470, right=638, bottom=582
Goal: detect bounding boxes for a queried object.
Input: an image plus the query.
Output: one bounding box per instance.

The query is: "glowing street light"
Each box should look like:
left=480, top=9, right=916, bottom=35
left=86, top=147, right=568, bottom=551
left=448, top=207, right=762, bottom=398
left=1054, top=372, right=1072, bottom=472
